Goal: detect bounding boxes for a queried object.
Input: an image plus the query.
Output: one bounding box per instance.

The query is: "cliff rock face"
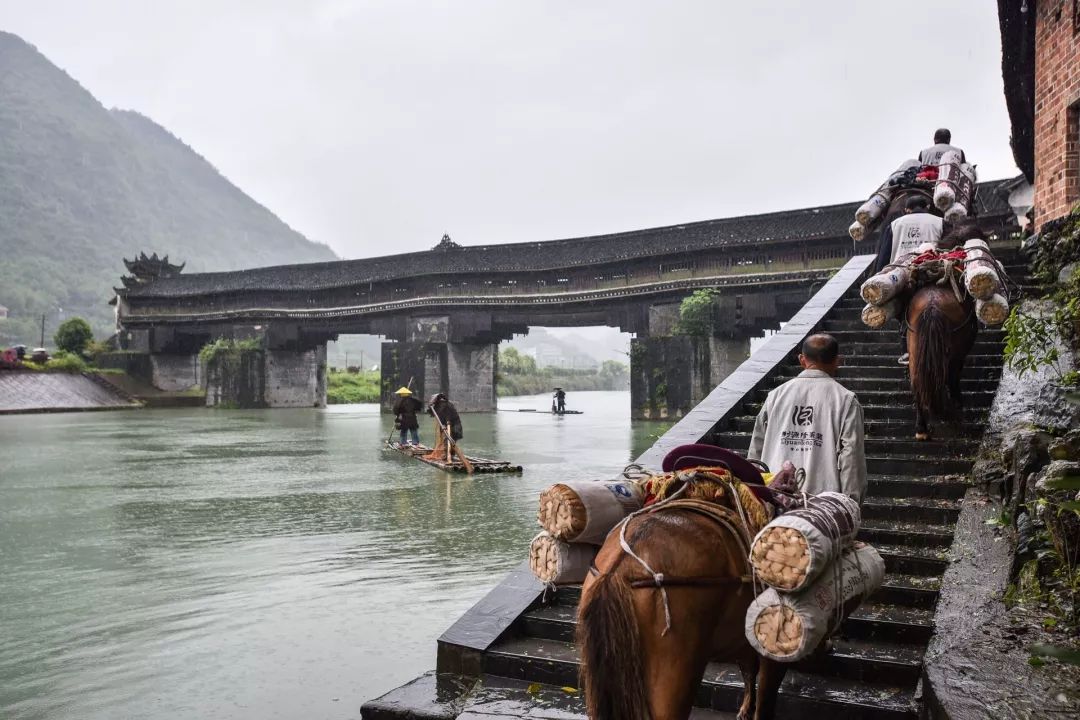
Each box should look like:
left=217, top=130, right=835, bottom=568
left=0, top=31, right=336, bottom=343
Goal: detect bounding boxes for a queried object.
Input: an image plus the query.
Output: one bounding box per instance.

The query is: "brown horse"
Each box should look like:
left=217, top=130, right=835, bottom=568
left=576, top=500, right=788, bottom=720
left=906, top=225, right=982, bottom=440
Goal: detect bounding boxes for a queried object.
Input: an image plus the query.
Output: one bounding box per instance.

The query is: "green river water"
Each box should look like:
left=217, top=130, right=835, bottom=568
left=0, top=391, right=663, bottom=720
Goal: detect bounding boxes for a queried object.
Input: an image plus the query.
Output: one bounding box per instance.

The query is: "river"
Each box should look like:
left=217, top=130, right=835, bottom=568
left=0, top=391, right=665, bottom=720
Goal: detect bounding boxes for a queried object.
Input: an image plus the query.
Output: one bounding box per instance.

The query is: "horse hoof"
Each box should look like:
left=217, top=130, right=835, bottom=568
left=915, top=432, right=930, bottom=441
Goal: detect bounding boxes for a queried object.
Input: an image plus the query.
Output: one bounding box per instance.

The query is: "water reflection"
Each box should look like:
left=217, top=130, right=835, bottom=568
left=0, top=391, right=656, bottom=720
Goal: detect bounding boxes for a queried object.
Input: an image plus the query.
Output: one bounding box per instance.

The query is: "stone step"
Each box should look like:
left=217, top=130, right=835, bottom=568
left=839, top=341, right=1003, bottom=356
left=867, top=474, right=970, bottom=500
left=742, top=401, right=988, bottom=424
left=858, top=520, right=955, bottom=549
left=749, top=387, right=997, bottom=408
left=839, top=354, right=1002, bottom=367
left=484, top=636, right=917, bottom=719
left=823, top=318, right=1008, bottom=334
left=773, top=365, right=1004, bottom=380
left=824, top=329, right=1005, bottom=344
left=873, top=543, right=950, bottom=576
left=730, top=415, right=984, bottom=438
left=834, top=377, right=1001, bottom=394
left=861, top=496, right=962, bottom=525
left=711, top=431, right=980, bottom=459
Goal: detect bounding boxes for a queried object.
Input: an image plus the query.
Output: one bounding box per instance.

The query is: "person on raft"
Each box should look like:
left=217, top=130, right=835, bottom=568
left=918, top=127, right=966, bottom=167
left=423, top=393, right=464, bottom=460
left=747, top=333, right=867, bottom=505
left=392, top=386, right=423, bottom=446
left=553, top=387, right=566, bottom=414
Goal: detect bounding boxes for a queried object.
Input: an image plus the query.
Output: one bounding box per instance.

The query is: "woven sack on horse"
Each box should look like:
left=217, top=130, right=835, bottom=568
left=537, top=479, right=644, bottom=545
left=933, top=150, right=965, bottom=211
left=749, top=491, right=861, bottom=592
left=960, top=238, right=1005, bottom=301
left=528, top=531, right=597, bottom=585
left=860, top=261, right=913, bottom=306
left=745, top=542, right=885, bottom=663
left=640, top=466, right=772, bottom=535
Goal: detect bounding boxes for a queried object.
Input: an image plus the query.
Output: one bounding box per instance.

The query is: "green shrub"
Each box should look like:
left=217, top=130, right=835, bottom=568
left=198, top=337, right=262, bottom=364
left=676, top=289, right=719, bottom=336
left=45, top=351, right=88, bottom=373
left=53, top=317, right=93, bottom=355
left=327, top=369, right=380, bottom=404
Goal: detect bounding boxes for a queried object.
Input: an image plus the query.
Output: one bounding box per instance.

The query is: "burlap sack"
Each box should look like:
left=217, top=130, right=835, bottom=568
left=538, top=479, right=644, bottom=544
left=860, top=265, right=910, bottom=306
left=529, top=532, right=597, bottom=585
left=745, top=542, right=885, bottom=663
left=977, top=293, right=1010, bottom=326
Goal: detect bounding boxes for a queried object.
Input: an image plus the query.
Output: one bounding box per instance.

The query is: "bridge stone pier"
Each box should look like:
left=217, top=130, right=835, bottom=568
left=380, top=315, right=497, bottom=412
left=109, top=179, right=1022, bottom=414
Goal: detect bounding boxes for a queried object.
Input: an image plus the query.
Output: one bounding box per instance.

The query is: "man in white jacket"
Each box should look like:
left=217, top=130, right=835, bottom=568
left=748, top=334, right=867, bottom=505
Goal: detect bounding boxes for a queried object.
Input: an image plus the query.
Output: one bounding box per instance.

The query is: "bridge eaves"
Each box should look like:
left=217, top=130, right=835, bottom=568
left=120, top=177, right=1021, bottom=299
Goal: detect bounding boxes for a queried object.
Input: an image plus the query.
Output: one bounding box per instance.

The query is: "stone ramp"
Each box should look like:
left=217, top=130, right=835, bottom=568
left=0, top=372, right=142, bottom=413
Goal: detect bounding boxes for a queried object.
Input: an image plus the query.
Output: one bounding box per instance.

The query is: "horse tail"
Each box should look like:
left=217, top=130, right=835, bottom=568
left=913, top=299, right=951, bottom=417
left=577, top=571, right=652, bottom=720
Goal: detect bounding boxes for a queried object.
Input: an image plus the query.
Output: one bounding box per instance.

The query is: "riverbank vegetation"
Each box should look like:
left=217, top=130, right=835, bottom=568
left=496, top=347, right=629, bottom=397
left=327, top=369, right=380, bottom=404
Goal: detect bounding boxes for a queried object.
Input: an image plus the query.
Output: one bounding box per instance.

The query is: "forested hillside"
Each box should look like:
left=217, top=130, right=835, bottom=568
left=0, top=32, right=336, bottom=344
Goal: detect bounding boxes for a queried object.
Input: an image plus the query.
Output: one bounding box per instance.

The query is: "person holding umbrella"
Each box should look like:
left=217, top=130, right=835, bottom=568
left=552, top=387, right=567, bottom=415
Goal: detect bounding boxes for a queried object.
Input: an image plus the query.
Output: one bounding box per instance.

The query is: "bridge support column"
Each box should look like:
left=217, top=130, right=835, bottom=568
left=630, top=335, right=750, bottom=420
left=205, top=344, right=327, bottom=409
left=380, top=340, right=496, bottom=412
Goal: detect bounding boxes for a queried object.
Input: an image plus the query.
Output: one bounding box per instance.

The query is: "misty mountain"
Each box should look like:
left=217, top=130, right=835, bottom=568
left=0, top=31, right=336, bottom=345
left=506, top=326, right=630, bottom=368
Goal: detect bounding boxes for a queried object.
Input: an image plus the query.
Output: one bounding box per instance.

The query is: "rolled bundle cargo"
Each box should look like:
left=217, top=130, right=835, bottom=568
left=945, top=204, right=968, bottom=223
left=962, top=239, right=1003, bottom=300
left=749, top=491, right=861, bottom=592
left=860, top=265, right=910, bottom=306
left=848, top=220, right=866, bottom=242
left=855, top=191, right=891, bottom=226
left=955, top=162, right=977, bottom=212
left=745, top=542, right=885, bottom=662
left=529, top=531, right=597, bottom=585
left=934, top=150, right=964, bottom=211
left=861, top=299, right=899, bottom=329
left=977, top=293, right=1010, bottom=326
left=538, top=479, right=644, bottom=544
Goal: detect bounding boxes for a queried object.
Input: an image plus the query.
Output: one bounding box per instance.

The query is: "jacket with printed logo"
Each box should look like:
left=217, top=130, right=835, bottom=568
left=747, top=369, right=866, bottom=504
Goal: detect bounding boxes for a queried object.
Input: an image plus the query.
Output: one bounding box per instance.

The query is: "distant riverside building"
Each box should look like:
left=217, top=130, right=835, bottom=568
left=0, top=305, right=8, bottom=319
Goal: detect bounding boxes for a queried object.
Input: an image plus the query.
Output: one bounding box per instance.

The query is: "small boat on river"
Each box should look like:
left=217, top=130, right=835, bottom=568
left=384, top=441, right=524, bottom=474
left=499, top=409, right=584, bottom=415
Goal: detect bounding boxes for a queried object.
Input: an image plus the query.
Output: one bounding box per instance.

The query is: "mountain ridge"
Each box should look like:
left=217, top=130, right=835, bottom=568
left=0, top=31, right=337, bottom=344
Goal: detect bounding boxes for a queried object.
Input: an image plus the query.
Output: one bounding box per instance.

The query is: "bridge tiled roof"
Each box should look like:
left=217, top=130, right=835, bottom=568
left=124, top=177, right=1022, bottom=298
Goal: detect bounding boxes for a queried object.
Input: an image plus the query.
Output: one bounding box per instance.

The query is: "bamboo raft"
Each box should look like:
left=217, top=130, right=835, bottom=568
left=384, top=441, right=524, bottom=474
left=499, top=409, right=584, bottom=415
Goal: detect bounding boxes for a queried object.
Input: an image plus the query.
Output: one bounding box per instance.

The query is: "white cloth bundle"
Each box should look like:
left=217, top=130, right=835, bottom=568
left=861, top=299, right=900, bottom=329
left=860, top=264, right=910, bottom=306
left=745, top=543, right=885, bottom=662
left=849, top=220, right=866, bottom=242
left=962, top=239, right=1003, bottom=300
left=955, top=162, right=977, bottom=211
left=538, top=479, right=644, bottom=544
left=944, top=204, right=968, bottom=222
left=933, top=150, right=964, bottom=211
left=856, top=190, right=892, bottom=227
left=977, top=293, right=1010, bottom=326
left=529, top=532, right=597, bottom=585
left=749, top=491, right=861, bottom=592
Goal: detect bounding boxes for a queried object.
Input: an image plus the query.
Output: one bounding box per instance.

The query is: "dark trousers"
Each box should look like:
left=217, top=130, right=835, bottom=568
left=874, top=223, right=894, bottom=273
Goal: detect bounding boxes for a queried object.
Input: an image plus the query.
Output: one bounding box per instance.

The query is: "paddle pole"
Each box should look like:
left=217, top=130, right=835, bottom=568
left=430, top=405, right=473, bottom=474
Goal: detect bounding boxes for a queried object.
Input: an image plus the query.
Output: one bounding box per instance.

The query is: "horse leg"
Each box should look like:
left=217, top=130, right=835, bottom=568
left=752, top=657, right=789, bottom=720
left=735, top=649, right=759, bottom=720
left=634, top=587, right=720, bottom=720
left=915, top=404, right=931, bottom=441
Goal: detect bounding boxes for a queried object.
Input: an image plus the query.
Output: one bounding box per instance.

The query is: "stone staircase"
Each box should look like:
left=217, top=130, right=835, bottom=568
left=450, top=254, right=1027, bottom=720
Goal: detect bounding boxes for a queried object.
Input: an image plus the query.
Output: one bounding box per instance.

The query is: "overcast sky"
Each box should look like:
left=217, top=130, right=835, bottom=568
left=2, top=0, right=1018, bottom=260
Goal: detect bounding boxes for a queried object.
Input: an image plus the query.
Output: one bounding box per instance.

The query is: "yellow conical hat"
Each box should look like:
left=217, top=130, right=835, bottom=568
left=394, top=386, right=413, bottom=395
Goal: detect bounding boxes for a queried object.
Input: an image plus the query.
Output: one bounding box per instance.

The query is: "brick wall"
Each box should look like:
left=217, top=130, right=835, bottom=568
left=1034, top=0, right=1080, bottom=227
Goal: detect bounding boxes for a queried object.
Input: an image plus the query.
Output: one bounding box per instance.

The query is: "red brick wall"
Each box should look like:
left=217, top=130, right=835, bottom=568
left=1034, top=0, right=1080, bottom=228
